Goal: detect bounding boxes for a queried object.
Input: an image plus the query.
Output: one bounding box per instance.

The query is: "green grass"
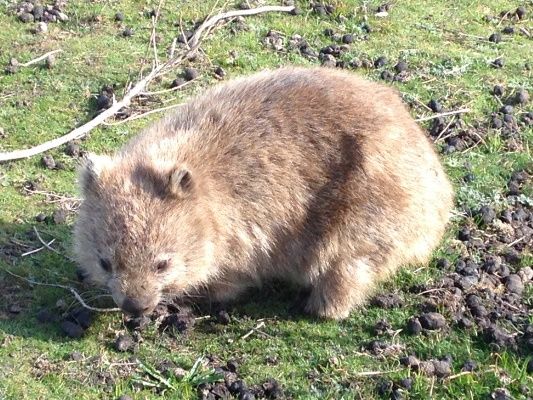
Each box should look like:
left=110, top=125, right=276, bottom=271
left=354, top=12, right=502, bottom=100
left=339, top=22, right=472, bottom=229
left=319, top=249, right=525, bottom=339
left=1, top=0, right=532, bottom=399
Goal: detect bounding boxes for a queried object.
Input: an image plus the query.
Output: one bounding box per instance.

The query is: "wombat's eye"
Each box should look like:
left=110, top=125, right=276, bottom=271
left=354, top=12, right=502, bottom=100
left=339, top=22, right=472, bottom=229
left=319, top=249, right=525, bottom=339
left=99, top=258, right=112, bottom=272
left=156, top=260, right=170, bottom=273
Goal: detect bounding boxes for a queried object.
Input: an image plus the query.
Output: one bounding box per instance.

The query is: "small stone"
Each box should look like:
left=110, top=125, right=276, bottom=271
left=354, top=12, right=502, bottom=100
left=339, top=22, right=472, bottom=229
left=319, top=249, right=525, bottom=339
left=117, top=396, right=133, bottom=400
left=177, top=30, right=193, bottom=43
left=380, top=70, right=393, bottom=81
left=19, top=13, right=35, bottom=23
left=500, top=105, right=513, bottom=114
left=56, top=12, right=68, bottom=22
left=262, top=378, right=283, bottom=399
left=418, top=361, right=435, bottom=376
left=114, top=12, right=125, bottom=22
left=229, top=380, right=247, bottom=395
left=515, top=6, right=526, bottom=19
left=35, top=22, right=48, bottom=34
left=374, top=56, right=387, bottom=68
left=491, top=388, right=512, bottom=400
left=491, top=58, right=504, bottom=68
left=96, top=94, right=112, bottom=110
left=505, top=274, right=523, bottom=294
left=35, top=213, right=47, bottom=222
left=489, top=33, right=501, bottom=43
left=114, top=334, right=134, bottom=352
left=214, top=66, right=226, bottom=78
left=70, top=351, right=83, bottom=361
left=491, top=117, right=503, bottom=128
left=68, top=308, right=93, bottom=329
left=160, top=313, right=194, bottom=334
left=45, top=55, right=55, bottom=69
left=419, top=312, right=446, bottom=330
left=56, top=298, right=67, bottom=310
left=458, top=317, right=473, bottom=329
left=428, top=99, right=442, bottom=113
left=479, top=205, right=496, bottom=224
left=8, top=304, right=22, bottom=314
left=394, top=61, right=407, bottom=73
left=342, top=34, right=353, bottom=44
left=512, top=89, right=529, bottom=105
left=65, top=142, right=80, bottom=157
left=124, top=315, right=151, bottom=331
left=183, top=67, right=199, bottom=81
left=52, top=209, right=68, bottom=224
left=226, top=359, right=239, bottom=373
left=170, top=77, right=186, bottom=88
left=320, top=54, right=336, bottom=68
left=400, top=355, right=419, bottom=367
left=406, top=317, right=422, bottom=335
left=397, top=377, right=412, bottom=390
left=216, top=310, right=231, bottom=325
left=122, top=27, right=133, bottom=37
left=458, top=227, right=470, bottom=241
left=41, top=154, right=56, bottom=169
left=432, top=360, right=451, bottom=378
left=503, top=114, right=514, bottom=124
left=502, top=26, right=514, bottom=34
left=61, top=321, right=84, bottom=338
left=462, top=360, right=476, bottom=371
left=33, top=5, right=44, bottom=20
left=493, top=85, right=504, bottom=96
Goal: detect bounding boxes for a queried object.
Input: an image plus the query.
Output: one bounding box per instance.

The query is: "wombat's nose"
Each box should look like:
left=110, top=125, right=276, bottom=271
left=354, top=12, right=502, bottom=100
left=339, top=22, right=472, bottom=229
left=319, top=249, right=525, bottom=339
left=121, top=298, right=152, bottom=316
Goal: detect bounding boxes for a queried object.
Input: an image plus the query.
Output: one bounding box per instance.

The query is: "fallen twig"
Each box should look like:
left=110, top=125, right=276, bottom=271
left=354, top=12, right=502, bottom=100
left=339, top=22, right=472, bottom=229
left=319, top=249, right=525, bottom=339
left=0, top=5, right=295, bottom=162
left=20, top=49, right=63, bottom=67
left=103, top=103, right=185, bottom=126
left=241, top=321, right=266, bottom=340
left=352, top=369, right=402, bottom=377
left=415, top=108, right=471, bottom=122
left=4, top=269, right=121, bottom=312
left=21, top=238, right=56, bottom=257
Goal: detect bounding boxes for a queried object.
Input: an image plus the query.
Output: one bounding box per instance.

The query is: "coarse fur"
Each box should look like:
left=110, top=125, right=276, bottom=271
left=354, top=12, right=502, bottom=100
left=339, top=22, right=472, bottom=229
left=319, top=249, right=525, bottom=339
left=73, top=66, right=454, bottom=319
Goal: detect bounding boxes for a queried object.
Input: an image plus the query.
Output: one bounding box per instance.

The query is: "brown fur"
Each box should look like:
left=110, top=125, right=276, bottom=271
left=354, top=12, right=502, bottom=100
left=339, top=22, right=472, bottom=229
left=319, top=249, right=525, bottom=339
left=73, top=67, right=454, bottom=319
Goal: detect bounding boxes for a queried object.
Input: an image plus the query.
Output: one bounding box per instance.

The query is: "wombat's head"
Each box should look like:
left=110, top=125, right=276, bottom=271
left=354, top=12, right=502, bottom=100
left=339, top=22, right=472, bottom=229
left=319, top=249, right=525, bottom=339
left=73, top=153, right=214, bottom=316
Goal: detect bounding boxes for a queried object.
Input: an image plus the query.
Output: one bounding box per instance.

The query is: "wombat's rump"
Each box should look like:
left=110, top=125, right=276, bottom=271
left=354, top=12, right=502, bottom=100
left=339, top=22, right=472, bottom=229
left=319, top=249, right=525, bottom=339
left=74, top=67, right=453, bottom=319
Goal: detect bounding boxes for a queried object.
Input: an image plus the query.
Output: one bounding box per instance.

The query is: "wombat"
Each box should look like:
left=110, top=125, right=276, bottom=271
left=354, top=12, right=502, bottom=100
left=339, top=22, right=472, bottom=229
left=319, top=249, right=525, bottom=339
left=73, top=67, right=453, bottom=319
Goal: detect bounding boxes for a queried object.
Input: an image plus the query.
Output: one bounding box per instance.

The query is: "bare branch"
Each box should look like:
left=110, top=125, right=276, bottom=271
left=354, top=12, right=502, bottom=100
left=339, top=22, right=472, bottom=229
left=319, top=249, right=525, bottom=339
left=415, top=108, right=471, bottom=122
left=20, top=49, right=63, bottom=67
left=0, top=5, right=295, bottom=162
left=4, top=269, right=121, bottom=312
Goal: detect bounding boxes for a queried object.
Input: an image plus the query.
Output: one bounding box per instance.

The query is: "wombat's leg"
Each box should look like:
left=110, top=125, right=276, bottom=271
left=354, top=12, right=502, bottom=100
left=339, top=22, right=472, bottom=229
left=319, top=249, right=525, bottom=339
left=305, top=258, right=375, bottom=320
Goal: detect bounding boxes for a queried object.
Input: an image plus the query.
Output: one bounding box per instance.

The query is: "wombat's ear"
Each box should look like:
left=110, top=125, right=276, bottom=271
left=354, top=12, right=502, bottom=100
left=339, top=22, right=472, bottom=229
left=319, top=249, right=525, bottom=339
left=78, top=153, right=113, bottom=195
left=168, top=167, right=193, bottom=198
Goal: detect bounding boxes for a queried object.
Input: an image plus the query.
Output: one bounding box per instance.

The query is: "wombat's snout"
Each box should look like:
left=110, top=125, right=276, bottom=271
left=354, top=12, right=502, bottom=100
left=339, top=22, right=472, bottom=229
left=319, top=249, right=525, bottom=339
left=121, top=297, right=156, bottom=317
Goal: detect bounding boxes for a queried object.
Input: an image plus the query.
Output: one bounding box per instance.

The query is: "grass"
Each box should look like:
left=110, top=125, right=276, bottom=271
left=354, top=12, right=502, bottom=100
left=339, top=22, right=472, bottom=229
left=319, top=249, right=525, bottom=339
left=0, top=0, right=532, bottom=399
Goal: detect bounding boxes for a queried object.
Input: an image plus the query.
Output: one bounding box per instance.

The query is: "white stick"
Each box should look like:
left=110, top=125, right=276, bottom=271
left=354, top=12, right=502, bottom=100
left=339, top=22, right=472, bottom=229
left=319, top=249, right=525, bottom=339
left=20, top=49, right=63, bottom=67
left=415, top=108, right=470, bottom=122
left=4, top=269, right=121, bottom=312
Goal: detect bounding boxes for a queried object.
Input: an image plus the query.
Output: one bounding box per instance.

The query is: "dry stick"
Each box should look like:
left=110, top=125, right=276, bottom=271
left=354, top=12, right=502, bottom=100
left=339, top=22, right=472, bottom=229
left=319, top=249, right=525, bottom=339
left=21, top=239, right=56, bottom=257
left=241, top=321, right=266, bottom=340
left=4, top=269, right=121, bottom=312
left=103, top=103, right=185, bottom=126
left=415, top=108, right=470, bottom=122
left=20, top=49, right=63, bottom=67
left=33, top=226, right=63, bottom=257
left=0, top=5, right=295, bottom=162
left=353, top=369, right=402, bottom=377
